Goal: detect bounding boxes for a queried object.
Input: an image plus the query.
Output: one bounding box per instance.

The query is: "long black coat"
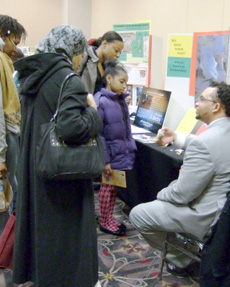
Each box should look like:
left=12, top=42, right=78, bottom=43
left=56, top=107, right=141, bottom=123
left=13, top=53, right=103, bottom=287
left=200, top=191, right=230, bottom=287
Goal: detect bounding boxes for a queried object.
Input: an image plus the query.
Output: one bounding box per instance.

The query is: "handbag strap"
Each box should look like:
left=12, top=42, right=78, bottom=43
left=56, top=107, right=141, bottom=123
left=52, top=72, right=77, bottom=122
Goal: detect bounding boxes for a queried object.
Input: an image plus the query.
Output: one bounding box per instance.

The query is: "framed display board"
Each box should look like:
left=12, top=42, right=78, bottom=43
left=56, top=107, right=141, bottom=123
left=114, top=22, right=152, bottom=87
left=133, top=87, right=171, bottom=134
left=189, top=30, right=230, bottom=98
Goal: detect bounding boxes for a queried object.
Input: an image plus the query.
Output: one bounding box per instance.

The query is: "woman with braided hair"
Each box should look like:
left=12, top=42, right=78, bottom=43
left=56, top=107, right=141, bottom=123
left=0, top=14, right=27, bottom=229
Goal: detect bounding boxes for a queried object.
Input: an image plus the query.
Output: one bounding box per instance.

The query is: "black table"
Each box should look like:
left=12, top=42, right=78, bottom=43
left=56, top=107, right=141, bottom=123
left=118, top=134, right=184, bottom=208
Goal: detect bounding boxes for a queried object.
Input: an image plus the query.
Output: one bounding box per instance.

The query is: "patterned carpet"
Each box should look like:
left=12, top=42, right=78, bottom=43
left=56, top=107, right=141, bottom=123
left=0, top=191, right=200, bottom=287
left=96, top=191, right=200, bottom=287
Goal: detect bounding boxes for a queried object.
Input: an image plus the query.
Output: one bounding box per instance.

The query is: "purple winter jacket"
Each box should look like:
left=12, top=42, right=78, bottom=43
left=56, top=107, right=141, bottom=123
left=94, top=88, right=137, bottom=170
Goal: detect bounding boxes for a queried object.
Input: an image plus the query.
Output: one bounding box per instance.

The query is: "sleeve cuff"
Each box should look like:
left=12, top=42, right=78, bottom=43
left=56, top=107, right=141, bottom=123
left=174, top=131, right=187, bottom=148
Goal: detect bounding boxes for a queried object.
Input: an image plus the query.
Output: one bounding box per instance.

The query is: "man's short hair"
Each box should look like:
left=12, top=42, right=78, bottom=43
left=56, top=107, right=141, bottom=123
left=210, top=81, right=230, bottom=117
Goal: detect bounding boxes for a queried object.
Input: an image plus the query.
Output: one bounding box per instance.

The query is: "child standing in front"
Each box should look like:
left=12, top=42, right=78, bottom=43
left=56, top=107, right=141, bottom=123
left=94, top=60, right=137, bottom=236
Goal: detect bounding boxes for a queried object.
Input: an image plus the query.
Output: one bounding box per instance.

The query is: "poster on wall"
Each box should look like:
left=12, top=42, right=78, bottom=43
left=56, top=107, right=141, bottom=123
left=133, top=87, right=171, bottom=134
left=113, top=22, right=152, bottom=87
left=167, top=35, right=193, bottom=78
left=113, top=22, right=150, bottom=64
left=189, top=31, right=230, bottom=99
left=125, top=64, right=148, bottom=86
left=164, top=34, right=195, bottom=131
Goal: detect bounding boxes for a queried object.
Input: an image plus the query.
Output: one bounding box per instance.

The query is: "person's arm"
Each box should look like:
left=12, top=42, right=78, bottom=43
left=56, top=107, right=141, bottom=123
left=155, top=127, right=197, bottom=150
left=0, top=81, right=8, bottom=177
left=86, top=93, right=97, bottom=111
left=157, top=138, right=215, bottom=204
left=55, top=75, right=102, bottom=144
left=96, top=98, right=111, bottom=165
left=155, top=127, right=187, bottom=148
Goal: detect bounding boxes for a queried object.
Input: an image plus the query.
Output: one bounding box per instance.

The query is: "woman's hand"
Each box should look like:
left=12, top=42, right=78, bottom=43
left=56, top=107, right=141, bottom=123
left=155, top=127, right=176, bottom=147
left=87, top=93, right=97, bottom=110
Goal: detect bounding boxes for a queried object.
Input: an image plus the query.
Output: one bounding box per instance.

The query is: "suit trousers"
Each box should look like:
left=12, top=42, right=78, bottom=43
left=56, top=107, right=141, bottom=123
left=129, top=199, right=195, bottom=268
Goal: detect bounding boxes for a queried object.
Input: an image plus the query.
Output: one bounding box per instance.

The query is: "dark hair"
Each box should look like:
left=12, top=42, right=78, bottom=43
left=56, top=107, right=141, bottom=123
left=94, top=31, right=123, bottom=47
left=0, top=14, right=27, bottom=42
left=103, top=59, right=127, bottom=86
left=210, top=81, right=230, bottom=117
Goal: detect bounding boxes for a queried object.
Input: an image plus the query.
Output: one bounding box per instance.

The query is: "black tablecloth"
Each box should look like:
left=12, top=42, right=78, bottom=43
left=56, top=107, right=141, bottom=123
left=118, top=135, right=184, bottom=208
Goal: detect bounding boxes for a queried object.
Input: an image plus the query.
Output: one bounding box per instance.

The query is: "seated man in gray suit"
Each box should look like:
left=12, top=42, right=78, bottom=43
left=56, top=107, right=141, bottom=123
left=129, top=81, right=230, bottom=277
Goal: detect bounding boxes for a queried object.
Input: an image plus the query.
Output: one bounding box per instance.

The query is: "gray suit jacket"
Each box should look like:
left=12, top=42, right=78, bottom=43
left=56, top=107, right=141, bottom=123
left=157, top=117, right=230, bottom=240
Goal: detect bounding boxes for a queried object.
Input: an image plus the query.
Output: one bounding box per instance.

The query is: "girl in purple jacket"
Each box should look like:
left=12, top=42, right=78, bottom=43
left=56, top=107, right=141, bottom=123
left=94, top=60, right=137, bottom=236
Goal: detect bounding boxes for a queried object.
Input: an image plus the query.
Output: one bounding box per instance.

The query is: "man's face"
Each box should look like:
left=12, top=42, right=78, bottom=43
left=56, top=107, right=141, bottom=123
left=2, top=34, right=21, bottom=57
left=195, top=87, right=217, bottom=124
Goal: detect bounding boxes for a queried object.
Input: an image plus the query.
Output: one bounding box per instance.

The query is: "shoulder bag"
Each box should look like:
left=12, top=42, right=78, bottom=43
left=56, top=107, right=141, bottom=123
left=36, top=73, right=105, bottom=181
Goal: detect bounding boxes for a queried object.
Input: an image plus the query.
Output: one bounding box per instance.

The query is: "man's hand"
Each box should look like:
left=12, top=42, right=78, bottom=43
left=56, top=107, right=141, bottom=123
left=155, top=127, right=176, bottom=147
left=0, top=162, right=7, bottom=179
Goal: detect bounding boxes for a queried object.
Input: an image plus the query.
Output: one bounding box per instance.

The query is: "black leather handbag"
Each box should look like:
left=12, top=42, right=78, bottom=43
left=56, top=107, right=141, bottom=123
left=36, top=73, right=105, bottom=181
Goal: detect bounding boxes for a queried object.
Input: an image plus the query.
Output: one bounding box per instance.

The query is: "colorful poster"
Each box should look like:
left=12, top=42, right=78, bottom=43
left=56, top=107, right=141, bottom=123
left=133, top=87, right=171, bottom=134
left=113, top=23, right=150, bottom=64
left=167, top=35, right=193, bottom=78
left=189, top=31, right=230, bottom=98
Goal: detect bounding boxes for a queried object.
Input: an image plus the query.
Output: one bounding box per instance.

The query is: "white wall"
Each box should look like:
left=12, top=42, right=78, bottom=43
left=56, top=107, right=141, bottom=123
left=63, top=0, right=92, bottom=40
left=0, top=0, right=62, bottom=46
left=0, top=0, right=92, bottom=45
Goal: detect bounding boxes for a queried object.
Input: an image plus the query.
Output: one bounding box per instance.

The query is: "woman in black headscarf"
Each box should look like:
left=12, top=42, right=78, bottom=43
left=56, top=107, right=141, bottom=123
left=13, top=25, right=102, bottom=287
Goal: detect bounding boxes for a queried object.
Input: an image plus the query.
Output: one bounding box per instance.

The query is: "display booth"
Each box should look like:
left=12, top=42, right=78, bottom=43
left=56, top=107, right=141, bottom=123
left=117, top=27, right=230, bottom=207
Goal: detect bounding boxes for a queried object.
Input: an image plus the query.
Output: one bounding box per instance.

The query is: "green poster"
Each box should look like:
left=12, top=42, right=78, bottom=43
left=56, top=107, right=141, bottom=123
left=113, top=23, right=150, bottom=64
left=167, top=57, right=191, bottom=78
left=114, top=23, right=149, bottom=32
left=132, top=32, right=143, bottom=57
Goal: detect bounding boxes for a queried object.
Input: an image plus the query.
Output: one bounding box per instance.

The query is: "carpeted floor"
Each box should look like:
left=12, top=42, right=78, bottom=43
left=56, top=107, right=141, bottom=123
left=0, top=191, right=200, bottom=287
left=96, top=191, right=200, bottom=287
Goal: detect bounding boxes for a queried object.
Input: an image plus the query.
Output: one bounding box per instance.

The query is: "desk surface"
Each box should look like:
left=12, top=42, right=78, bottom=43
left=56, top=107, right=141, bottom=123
left=118, top=133, right=184, bottom=208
